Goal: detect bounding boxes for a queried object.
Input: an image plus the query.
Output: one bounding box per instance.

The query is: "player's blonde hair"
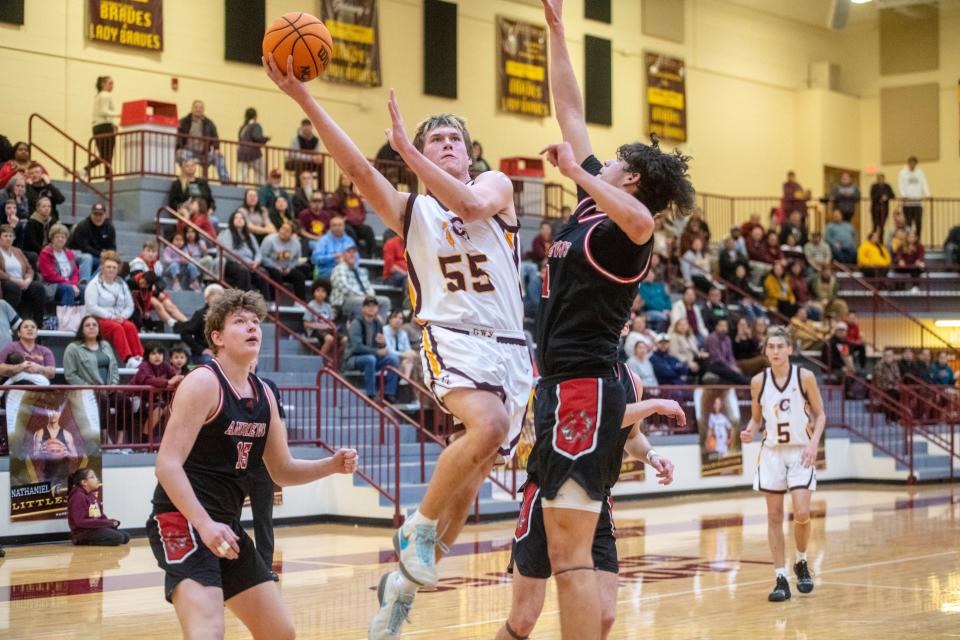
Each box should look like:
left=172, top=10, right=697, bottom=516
left=204, top=289, right=268, bottom=354
left=412, top=114, right=473, bottom=160
left=763, top=326, right=792, bottom=350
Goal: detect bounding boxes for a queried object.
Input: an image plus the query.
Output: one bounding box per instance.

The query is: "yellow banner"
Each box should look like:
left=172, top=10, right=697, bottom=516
left=505, top=60, right=545, bottom=81
left=326, top=20, right=374, bottom=45
left=647, top=87, right=684, bottom=109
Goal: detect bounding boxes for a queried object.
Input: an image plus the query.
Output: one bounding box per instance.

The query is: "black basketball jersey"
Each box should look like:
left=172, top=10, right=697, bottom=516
left=152, top=359, right=272, bottom=523
left=536, top=155, right=654, bottom=378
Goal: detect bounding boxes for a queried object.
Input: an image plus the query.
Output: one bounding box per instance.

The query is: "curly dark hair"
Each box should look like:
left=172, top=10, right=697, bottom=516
left=617, top=134, right=695, bottom=218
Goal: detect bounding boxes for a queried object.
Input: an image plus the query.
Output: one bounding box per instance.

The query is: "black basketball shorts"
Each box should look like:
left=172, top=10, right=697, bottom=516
left=507, top=479, right=618, bottom=579
left=147, top=511, right=274, bottom=603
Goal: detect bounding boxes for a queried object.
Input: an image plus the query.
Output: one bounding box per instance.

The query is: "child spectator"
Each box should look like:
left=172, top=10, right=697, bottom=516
left=131, top=271, right=188, bottom=331
left=175, top=198, right=217, bottom=241
left=169, top=343, right=190, bottom=375
left=303, top=279, right=336, bottom=359
left=1, top=351, right=49, bottom=387
left=131, top=344, right=184, bottom=441
left=129, top=240, right=163, bottom=279
left=67, top=468, right=130, bottom=546
left=161, top=231, right=202, bottom=291
left=183, top=226, right=214, bottom=278
left=894, top=230, right=925, bottom=292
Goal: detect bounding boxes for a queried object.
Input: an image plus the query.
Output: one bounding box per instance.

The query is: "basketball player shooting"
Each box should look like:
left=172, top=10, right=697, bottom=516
left=148, top=290, right=358, bottom=639
left=741, top=326, right=826, bottom=602
left=263, top=55, right=533, bottom=640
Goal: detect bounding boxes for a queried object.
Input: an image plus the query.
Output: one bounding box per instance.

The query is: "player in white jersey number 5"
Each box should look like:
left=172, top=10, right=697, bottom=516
left=741, top=326, right=826, bottom=603
left=263, top=57, right=533, bottom=639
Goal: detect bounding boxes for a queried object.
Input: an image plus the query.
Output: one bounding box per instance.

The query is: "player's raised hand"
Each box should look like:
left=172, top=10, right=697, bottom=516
left=540, top=142, right=577, bottom=175
left=332, top=448, right=359, bottom=474
left=800, top=441, right=818, bottom=468
left=648, top=453, right=675, bottom=485
left=654, top=399, right=686, bottom=427
left=263, top=54, right=311, bottom=104
left=541, top=0, right=564, bottom=26
left=740, top=429, right=754, bottom=444
left=385, top=89, right=413, bottom=156
left=197, top=520, right=240, bottom=560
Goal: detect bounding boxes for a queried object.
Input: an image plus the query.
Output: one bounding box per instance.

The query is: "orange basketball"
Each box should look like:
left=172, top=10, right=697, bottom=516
left=262, top=12, right=333, bottom=82
left=43, top=439, right=67, bottom=460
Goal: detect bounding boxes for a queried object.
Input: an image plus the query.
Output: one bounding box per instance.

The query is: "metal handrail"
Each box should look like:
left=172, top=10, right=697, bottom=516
left=28, top=113, right=114, bottom=218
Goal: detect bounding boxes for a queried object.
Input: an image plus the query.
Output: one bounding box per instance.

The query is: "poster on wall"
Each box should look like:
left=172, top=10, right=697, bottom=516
left=695, top=388, right=743, bottom=477
left=619, top=452, right=646, bottom=483
left=645, top=52, right=686, bottom=142
left=320, top=0, right=382, bottom=87
left=87, top=0, right=163, bottom=51
left=497, top=16, right=551, bottom=117
left=8, top=389, right=101, bottom=522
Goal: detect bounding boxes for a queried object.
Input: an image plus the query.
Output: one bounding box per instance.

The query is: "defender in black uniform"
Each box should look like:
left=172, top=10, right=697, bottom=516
left=496, top=3, right=697, bottom=639
left=148, top=290, right=358, bottom=639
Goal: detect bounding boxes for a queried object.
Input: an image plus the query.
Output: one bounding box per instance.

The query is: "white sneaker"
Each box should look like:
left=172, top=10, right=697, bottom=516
left=126, top=356, right=143, bottom=368
left=393, top=521, right=438, bottom=588
left=368, top=571, right=415, bottom=639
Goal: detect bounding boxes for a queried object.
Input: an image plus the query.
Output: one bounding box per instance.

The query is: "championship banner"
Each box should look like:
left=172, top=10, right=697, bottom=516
left=695, top=388, right=743, bottom=477
left=8, top=390, right=101, bottom=522
left=87, top=0, right=163, bottom=51
left=645, top=53, right=686, bottom=142
left=497, top=16, right=550, bottom=117
left=320, top=0, right=382, bottom=87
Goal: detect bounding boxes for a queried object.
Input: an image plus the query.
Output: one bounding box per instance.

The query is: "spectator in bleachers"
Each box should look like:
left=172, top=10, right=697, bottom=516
left=898, top=156, right=930, bottom=236
left=899, top=348, right=925, bottom=383
left=83, top=252, right=144, bottom=368
left=628, top=340, right=659, bottom=388
left=873, top=348, right=901, bottom=400
left=679, top=213, right=709, bottom=255
left=131, top=344, right=184, bottom=440
left=129, top=240, right=163, bottom=280
left=764, top=230, right=783, bottom=264
left=718, top=235, right=748, bottom=282
left=888, top=227, right=906, bottom=257
left=894, top=230, right=925, bottom=291
left=38, top=224, right=81, bottom=305
left=175, top=198, right=217, bottom=241
left=780, top=233, right=804, bottom=264
left=381, top=230, right=408, bottom=289
left=763, top=261, right=798, bottom=318
left=336, top=175, right=376, bottom=259
left=623, top=315, right=655, bottom=359
left=331, top=245, right=389, bottom=318
left=944, top=224, right=960, bottom=267
left=870, top=173, right=895, bottom=235
left=217, top=211, right=266, bottom=296
left=161, top=231, right=202, bottom=291
left=671, top=286, right=708, bottom=344
left=523, top=260, right=544, bottom=323
left=63, top=315, right=120, bottom=385
left=778, top=209, right=808, bottom=247
left=885, top=208, right=906, bottom=250
left=311, top=214, right=356, bottom=279
left=269, top=196, right=295, bottom=231
left=291, top=169, right=315, bottom=215
left=681, top=236, right=712, bottom=294
left=286, top=118, right=323, bottom=177
left=237, top=188, right=276, bottom=244
left=789, top=306, right=827, bottom=351
left=0, top=141, right=32, bottom=189
left=781, top=171, right=810, bottom=219
left=725, top=262, right=764, bottom=311
left=6, top=174, right=29, bottom=223
left=803, top=230, right=832, bottom=272
left=530, top=222, right=552, bottom=263
left=175, top=283, right=224, bottom=364
left=704, top=319, right=749, bottom=384
left=700, top=286, right=728, bottom=332
left=260, top=222, right=307, bottom=300
left=184, top=226, right=215, bottom=278
left=131, top=270, right=188, bottom=331
left=917, top=348, right=935, bottom=382
left=22, top=195, right=54, bottom=255
left=0, top=298, right=21, bottom=349
left=811, top=264, right=846, bottom=319
left=1, top=351, right=49, bottom=387
left=303, top=279, right=336, bottom=359
left=25, top=162, right=64, bottom=224
left=667, top=318, right=704, bottom=379
left=732, top=316, right=765, bottom=377
left=345, top=296, right=399, bottom=401
left=470, top=141, right=491, bottom=176
left=829, top=172, right=860, bottom=223
left=0, top=318, right=54, bottom=381
left=384, top=309, right=419, bottom=380
left=258, top=169, right=290, bottom=218
left=857, top=229, right=891, bottom=279
left=298, top=191, right=334, bottom=244
left=169, top=344, right=189, bottom=376
left=787, top=259, right=817, bottom=318
left=638, top=268, right=671, bottom=331
left=821, top=322, right=856, bottom=381
left=67, top=468, right=129, bottom=547
left=84, top=77, right=119, bottom=179
left=930, top=352, right=957, bottom=386
left=168, top=158, right=215, bottom=212
left=825, top=208, right=857, bottom=264
left=745, top=225, right=774, bottom=280
left=176, top=100, right=230, bottom=182
left=0, top=224, right=46, bottom=322
left=651, top=333, right=693, bottom=385
left=236, top=107, right=270, bottom=185
left=741, top=212, right=764, bottom=238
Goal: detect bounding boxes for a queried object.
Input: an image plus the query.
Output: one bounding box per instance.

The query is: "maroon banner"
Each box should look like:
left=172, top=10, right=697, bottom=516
left=645, top=52, right=686, bottom=142
left=87, top=0, right=163, bottom=51
left=497, top=16, right=550, bottom=117
left=320, top=0, right=382, bottom=87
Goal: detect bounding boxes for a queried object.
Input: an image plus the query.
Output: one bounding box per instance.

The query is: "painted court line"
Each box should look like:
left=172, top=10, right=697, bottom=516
left=356, top=551, right=959, bottom=639
left=818, top=580, right=937, bottom=593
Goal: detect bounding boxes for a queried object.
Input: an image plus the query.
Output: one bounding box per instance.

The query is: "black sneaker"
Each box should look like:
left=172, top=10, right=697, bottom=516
left=794, top=560, right=813, bottom=593
left=768, top=575, right=791, bottom=602
left=270, top=570, right=280, bottom=582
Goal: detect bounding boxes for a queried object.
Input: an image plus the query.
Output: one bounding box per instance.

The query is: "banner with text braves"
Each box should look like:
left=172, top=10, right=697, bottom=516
left=321, top=0, right=382, bottom=87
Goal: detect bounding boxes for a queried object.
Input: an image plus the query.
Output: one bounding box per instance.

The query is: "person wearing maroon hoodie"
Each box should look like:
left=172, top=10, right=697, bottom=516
left=131, top=344, right=184, bottom=441
left=335, top=174, right=376, bottom=258
left=67, top=467, right=130, bottom=546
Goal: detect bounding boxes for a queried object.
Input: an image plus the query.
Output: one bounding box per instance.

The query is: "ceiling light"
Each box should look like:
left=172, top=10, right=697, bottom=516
left=933, top=320, right=960, bottom=328
left=850, top=0, right=873, bottom=4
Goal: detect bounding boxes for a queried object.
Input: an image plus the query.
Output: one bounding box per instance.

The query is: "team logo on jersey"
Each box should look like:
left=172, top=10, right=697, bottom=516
left=548, top=240, right=572, bottom=259
left=441, top=217, right=470, bottom=247
left=154, top=512, right=198, bottom=564
left=223, top=421, right=267, bottom=438
left=553, top=379, right=601, bottom=459
left=779, top=398, right=791, bottom=412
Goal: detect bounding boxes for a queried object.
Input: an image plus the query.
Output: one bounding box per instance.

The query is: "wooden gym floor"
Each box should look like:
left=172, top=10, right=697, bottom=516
left=1, top=483, right=958, bottom=639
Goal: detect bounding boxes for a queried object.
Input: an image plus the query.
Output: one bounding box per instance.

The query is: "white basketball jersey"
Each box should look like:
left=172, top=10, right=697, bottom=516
left=759, top=365, right=811, bottom=447
left=404, top=192, right=523, bottom=332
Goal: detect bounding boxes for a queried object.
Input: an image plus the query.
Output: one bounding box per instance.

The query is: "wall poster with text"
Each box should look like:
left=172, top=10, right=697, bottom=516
left=695, top=388, right=743, bottom=477
left=645, top=52, right=686, bottom=142
left=497, top=16, right=550, bottom=117
left=87, top=0, right=163, bottom=51
left=321, top=0, right=382, bottom=87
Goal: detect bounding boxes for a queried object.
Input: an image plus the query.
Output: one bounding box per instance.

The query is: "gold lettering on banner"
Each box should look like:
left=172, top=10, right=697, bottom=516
left=645, top=53, right=687, bottom=142
left=497, top=16, right=550, bottom=118
left=88, top=0, right=163, bottom=51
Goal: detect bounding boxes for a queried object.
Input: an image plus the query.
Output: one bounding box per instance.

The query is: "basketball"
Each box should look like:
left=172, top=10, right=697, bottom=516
left=262, top=12, right=333, bottom=82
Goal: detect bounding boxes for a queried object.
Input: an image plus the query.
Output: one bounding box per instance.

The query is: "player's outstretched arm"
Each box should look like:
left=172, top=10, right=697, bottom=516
left=262, top=390, right=358, bottom=485
left=800, top=368, right=826, bottom=467
left=542, top=0, right=593, bottom=163
left=155, top=367, right=240, bottom=559
left=740, top=373, right=765, bottom=444
left=623, top=425, right=676, bottom=485
left=544, top=141, right=655, bottom=244
left=263, top=54, right=407, bottom=236
left=385, top=90, right=515, bottom=224
left=621, top=397, right=686, bottom=428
